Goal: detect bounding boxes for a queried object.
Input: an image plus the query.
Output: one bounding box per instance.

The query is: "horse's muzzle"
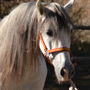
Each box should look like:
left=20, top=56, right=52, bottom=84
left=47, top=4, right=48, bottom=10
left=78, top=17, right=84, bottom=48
left=61, top=67, right=75, bottom=81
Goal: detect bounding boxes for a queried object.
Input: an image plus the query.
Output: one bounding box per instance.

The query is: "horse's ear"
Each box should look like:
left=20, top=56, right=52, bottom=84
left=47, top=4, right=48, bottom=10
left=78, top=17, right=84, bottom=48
left=36, top=0, right=44, bottom=15
left=63, top=0, right=75, bottom=13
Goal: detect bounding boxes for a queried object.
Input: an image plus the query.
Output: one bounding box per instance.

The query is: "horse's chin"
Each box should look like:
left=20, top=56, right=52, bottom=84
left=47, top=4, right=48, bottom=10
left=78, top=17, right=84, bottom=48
left=56, top=80, right=70, bottom=88
left=56, top=77, right=70, bottom=85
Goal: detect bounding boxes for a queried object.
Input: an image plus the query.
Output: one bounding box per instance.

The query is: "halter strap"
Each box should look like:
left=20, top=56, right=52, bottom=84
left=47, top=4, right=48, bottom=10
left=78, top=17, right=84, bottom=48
left=39, top=33, right=70, bottom=54
left=39, top=33, right=71, bottom=65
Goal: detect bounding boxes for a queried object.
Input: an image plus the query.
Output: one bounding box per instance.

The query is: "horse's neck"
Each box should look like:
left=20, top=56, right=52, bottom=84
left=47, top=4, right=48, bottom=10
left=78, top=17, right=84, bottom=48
left=24, top=55, right=47, bottom=90
left=23, top=55, right=47, bottom=90
left=1, top=55, right=47, bottom=90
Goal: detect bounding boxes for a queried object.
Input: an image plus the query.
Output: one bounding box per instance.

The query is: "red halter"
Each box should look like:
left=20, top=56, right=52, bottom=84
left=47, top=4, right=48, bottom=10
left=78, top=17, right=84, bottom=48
left=39, top=33, right=71, bottom=64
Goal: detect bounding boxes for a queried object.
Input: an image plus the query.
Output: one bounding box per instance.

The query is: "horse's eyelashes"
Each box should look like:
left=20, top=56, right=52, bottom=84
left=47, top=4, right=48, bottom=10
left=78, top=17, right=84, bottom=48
left=47, top=30, right=53, bottom=37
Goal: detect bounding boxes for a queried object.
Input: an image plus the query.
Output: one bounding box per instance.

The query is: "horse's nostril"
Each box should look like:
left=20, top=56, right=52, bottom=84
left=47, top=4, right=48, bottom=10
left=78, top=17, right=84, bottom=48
left=60, top=68, right=69, bottom=77
left=61, top=68, right=65, bottom=77
left=60, top=67, right=75, bottom=78
left=60, top=67, right=70, bottom=80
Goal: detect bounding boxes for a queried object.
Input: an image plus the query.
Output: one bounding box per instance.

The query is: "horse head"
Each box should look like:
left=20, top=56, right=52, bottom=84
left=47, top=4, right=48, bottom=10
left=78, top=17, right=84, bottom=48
left=37, top=0, right=75, bottom=83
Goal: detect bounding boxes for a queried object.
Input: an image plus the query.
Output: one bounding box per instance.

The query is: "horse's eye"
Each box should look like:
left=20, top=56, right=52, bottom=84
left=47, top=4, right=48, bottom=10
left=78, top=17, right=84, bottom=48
left=47, top=30, right=53, bottom=37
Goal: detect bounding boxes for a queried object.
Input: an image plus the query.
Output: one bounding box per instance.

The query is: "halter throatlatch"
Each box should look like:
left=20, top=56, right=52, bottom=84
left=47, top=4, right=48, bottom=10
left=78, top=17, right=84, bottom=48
left=39, top=33, right=71, bottom=64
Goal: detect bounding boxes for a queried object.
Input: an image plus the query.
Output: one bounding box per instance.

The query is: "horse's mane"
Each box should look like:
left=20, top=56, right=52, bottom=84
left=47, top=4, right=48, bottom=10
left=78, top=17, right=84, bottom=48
left=0, top=2, right=40, bottom=77
left=0, top=1, right=71, bottom=80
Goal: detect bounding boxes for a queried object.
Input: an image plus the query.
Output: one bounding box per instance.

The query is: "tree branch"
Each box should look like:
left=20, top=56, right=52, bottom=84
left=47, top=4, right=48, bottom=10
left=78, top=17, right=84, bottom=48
left=73, top=25, right=90, bottom=30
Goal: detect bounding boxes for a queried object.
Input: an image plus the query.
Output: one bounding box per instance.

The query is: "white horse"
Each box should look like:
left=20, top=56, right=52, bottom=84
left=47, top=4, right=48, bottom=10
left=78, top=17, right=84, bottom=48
left=0, top=0, right=77, bottom=90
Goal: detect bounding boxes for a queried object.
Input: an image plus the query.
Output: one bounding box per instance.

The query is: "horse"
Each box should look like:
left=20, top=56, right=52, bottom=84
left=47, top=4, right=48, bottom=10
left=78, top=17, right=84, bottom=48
left=0, top=0, right=77, bottom=90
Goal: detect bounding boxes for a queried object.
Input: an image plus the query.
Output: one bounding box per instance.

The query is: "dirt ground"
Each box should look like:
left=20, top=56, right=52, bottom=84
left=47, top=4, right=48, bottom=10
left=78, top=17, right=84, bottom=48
left=44, top=57, right=90, bottom=90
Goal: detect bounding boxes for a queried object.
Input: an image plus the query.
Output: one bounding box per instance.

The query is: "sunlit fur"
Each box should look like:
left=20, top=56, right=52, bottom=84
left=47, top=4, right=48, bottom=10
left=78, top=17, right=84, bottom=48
left=0, top=1, right=72, bottom=90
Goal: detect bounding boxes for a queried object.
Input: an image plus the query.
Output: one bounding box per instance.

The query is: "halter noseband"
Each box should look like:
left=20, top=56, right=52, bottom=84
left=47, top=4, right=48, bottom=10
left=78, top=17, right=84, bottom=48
left=39, top=33, right=71, bottom=64
left=39, top=33, right=70, bottom=54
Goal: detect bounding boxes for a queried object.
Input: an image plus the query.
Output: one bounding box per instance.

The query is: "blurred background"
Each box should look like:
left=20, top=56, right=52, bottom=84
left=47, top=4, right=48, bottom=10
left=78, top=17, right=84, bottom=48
left=0, top=0, right=90, bottom=90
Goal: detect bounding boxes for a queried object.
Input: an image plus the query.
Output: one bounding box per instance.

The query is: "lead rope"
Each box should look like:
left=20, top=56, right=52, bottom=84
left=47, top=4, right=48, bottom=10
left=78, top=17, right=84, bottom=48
left=69, top=79, right=78, bottom=90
